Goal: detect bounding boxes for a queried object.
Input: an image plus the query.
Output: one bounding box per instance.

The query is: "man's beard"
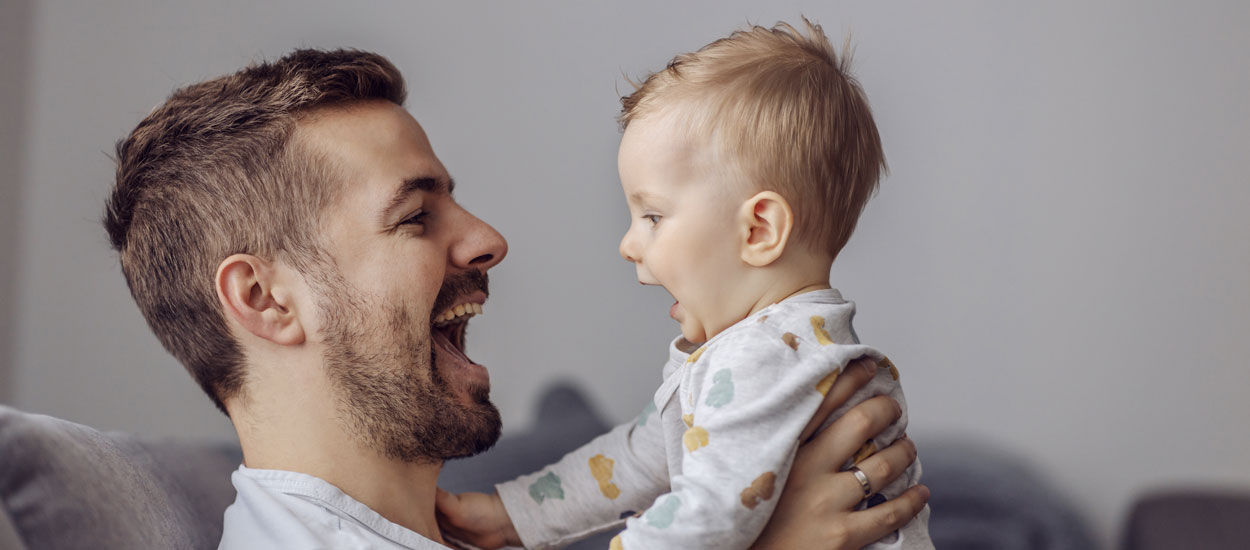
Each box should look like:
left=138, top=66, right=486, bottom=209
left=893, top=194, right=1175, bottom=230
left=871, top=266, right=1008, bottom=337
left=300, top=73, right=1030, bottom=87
left=314, top=269, right=501, bottom=465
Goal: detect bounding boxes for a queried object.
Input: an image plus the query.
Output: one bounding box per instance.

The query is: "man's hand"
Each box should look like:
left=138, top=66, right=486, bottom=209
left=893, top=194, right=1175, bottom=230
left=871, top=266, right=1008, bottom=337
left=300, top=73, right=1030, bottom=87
left=752, top=359, right=930, bottom=550
left=435, top=489, right=522, bottom=550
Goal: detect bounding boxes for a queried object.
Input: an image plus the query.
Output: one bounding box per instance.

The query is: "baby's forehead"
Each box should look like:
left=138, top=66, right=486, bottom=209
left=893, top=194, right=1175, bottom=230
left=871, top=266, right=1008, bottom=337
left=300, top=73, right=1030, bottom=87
left=626, top=109, right=738, bottom=174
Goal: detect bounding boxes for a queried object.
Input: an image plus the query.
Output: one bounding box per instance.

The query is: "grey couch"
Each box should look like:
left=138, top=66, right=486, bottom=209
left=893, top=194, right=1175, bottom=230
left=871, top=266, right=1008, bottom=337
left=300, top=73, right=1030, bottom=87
left=0, top=384, right=1126, bottom=549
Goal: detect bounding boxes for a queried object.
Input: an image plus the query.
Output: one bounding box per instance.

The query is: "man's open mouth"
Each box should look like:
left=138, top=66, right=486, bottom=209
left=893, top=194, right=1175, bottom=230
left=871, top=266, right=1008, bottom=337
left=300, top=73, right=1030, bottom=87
left=431, top=301, right=482, bottom=362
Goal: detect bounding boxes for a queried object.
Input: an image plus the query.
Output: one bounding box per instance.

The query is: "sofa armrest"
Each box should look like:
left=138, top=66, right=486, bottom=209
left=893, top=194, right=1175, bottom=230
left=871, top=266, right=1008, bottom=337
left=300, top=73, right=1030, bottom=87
left=0, top=506, right=26, bottom=550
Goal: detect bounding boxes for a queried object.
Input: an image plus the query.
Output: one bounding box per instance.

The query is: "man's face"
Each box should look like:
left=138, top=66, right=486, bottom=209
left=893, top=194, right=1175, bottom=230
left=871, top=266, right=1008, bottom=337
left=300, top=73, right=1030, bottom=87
left=298, top=100, right=508, bottom=463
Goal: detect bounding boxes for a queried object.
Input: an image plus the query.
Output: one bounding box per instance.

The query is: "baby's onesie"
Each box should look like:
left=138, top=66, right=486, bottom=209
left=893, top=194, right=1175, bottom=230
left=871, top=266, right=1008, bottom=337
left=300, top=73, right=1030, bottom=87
left=496, top=289, right=932, bottom=549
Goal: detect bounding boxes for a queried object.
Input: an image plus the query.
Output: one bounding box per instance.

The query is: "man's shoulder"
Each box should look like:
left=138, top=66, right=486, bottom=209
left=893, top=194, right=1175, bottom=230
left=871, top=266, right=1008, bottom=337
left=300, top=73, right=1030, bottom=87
left=219, top=468, right=335, bottom=550
left=220, top=466, right=444, bottom=550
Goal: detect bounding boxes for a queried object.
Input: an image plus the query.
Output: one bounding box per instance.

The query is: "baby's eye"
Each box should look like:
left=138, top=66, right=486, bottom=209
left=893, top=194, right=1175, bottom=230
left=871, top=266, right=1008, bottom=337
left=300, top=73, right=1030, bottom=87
left=643, top=214, right=661, bottom=226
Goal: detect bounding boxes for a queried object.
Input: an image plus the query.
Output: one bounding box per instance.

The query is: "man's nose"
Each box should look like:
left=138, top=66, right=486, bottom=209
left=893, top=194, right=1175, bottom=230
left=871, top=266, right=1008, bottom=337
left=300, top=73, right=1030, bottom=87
left=452, top=208, right=508, bottom=271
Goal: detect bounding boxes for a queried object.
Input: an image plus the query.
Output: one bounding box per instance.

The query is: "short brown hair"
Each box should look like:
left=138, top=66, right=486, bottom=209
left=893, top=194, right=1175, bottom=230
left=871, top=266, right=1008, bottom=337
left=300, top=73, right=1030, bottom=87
left=620, top=18, right=885, bottom=258
left=104, top=49, right=406, bottom=414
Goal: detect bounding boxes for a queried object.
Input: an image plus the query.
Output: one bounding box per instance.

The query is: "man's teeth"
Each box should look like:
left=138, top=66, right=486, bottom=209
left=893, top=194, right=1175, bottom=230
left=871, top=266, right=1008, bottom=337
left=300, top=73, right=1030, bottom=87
left=434, top=303, right=483, bottom=326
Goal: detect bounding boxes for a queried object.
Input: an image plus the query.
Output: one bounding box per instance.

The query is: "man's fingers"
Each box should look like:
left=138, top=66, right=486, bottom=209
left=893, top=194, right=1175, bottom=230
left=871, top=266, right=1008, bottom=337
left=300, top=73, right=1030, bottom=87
left=844, top=485, right=930, bottom=550
left=806, top=394, right=903, bottom=473
left=799, top=358, right=877, bottom=443
left=837, top=436, right=917, bottom=507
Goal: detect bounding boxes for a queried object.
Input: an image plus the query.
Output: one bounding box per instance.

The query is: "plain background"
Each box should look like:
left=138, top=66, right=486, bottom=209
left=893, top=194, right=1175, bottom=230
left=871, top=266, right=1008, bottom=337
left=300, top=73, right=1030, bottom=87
left=1, top=1, right=1247, bottom=547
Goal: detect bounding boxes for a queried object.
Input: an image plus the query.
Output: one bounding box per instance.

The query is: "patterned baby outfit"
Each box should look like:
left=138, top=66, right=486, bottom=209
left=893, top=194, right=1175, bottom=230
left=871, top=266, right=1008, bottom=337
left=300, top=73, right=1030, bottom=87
left=496, top=289, right=932, bottom=549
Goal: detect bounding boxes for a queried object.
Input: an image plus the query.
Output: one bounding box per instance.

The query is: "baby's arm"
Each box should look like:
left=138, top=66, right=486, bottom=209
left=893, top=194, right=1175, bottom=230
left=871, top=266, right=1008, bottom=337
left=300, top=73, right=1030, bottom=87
left=484, top=404, right=670, bottom=549
left=613, top=328, right=883, bottom=550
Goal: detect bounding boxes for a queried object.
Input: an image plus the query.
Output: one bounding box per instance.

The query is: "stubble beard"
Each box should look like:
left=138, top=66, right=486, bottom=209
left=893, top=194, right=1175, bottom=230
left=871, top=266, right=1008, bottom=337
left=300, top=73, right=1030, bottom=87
left=314, top=269, right=501, bottom=465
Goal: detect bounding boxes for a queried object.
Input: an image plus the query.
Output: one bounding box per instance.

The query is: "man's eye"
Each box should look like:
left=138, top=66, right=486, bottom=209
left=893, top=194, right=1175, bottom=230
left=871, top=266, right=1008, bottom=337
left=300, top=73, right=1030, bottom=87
left=400, top=211, right=429, bottom=226
left=643, top=214, right=661, bottom=226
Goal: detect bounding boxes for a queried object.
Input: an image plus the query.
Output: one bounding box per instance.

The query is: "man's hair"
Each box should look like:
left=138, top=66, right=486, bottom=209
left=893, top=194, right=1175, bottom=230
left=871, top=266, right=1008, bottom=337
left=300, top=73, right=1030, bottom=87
left=104, top=49, right=406, bottom=414
left=620, top=18, right=885, bottom=258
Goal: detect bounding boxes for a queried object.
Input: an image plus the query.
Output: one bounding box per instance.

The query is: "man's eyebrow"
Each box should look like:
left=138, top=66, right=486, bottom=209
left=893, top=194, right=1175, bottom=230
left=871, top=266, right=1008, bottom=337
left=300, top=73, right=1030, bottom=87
left=381, top=176, right=455, bottom=221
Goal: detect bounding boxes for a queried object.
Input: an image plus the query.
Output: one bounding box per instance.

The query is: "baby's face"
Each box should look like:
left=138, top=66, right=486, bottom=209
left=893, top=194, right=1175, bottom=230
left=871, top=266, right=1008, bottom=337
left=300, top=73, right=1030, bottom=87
left=617, top=113, right=750, bottom=344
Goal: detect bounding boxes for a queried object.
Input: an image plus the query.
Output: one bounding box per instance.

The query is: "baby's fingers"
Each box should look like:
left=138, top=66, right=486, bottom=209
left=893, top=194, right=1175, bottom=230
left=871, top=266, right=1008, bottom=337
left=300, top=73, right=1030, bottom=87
left=435, top=487, right=458, bottom=512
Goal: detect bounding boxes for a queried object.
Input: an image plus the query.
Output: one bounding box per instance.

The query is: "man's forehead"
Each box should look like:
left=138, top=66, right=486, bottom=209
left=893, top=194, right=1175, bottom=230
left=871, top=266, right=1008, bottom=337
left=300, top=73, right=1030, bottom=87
left=294, top=102, right=454, bottom=235
left=298, top=103, right=448, bottom=194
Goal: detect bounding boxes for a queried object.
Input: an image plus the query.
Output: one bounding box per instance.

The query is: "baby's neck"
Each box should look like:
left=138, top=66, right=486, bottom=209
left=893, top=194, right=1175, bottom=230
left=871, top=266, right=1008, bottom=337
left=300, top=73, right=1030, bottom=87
left=738, top=250, right=836, bottom=320
left=746, top=279, right=833, bottom=319
left=678, top=276, right=832, bottom=351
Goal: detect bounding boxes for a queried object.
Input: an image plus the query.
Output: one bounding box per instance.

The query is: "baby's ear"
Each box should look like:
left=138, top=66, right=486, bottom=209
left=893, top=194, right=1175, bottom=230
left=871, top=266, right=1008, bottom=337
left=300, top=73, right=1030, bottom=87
left=737, top=191, right=793, bottom=267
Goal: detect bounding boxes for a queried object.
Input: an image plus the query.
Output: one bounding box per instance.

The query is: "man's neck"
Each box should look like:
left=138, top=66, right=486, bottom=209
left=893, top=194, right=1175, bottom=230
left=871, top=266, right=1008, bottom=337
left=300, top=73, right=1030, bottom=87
left=231, top=389, right=447, bottom=544
left=312, top=453, right=445, bottom=544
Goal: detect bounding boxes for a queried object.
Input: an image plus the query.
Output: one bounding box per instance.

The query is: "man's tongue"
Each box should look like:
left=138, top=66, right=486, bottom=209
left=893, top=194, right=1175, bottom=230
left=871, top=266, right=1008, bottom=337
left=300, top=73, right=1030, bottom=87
left=670, top=301, right=682, bottom=321
left=432, top=327, right=472, bottom=364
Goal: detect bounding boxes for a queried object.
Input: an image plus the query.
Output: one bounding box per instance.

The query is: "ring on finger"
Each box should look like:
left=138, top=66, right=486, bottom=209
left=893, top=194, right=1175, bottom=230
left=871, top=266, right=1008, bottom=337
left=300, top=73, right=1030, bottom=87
left=849, top=466, right=872, bottom=498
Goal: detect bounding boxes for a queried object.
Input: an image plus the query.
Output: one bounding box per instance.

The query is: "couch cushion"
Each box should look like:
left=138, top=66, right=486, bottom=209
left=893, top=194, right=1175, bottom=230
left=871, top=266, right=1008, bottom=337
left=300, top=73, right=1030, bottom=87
left=1123, top=490, right=1250, bottom=550
left=916, top=435, right=1097, bottom=550
left=0, top=405, right=241, bottom=550
left=0, top=383, right=612, bottom=550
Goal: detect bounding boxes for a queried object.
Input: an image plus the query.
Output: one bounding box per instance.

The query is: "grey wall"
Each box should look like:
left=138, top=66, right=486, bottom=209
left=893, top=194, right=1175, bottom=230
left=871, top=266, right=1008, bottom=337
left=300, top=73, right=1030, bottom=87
left=6, top=1, right=1249, bottom=547
left=0, top=0, right=33, bottom=404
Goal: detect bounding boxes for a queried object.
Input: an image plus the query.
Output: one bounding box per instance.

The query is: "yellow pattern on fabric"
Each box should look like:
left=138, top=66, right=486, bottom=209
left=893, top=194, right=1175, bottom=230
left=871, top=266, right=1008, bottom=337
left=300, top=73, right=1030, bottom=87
left=609, top=534, right=624, bottom=550
left=686, top=347, right=706, bottom=364
left=682, top=414, right=694, bottom=428
left=815, top=369, right=840, bottom=396
left=683, top=426, right=709, bottom=452
left=853, top=440, right=878, bottom=465
left=589, top=454, right=621, bottom=500
left=880, top=356, right=900, bottom=380
left=810, top=316, right=835, bottom=345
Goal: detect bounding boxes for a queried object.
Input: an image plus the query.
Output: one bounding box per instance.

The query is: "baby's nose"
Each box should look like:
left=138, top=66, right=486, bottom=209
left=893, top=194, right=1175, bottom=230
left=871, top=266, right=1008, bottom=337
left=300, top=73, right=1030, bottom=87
left=619, top=233, right=638, bottom=263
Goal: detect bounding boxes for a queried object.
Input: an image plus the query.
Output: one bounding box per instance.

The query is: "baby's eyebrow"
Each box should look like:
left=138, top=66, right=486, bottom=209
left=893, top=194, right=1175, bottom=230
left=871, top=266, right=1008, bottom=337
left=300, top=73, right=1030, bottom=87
left=629, top=190, right=660, bottom=205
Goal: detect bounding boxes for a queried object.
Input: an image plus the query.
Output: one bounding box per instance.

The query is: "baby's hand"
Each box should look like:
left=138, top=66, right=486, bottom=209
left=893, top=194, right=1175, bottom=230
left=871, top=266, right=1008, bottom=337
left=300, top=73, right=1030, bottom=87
left=435, top=489, right=522, bottom=550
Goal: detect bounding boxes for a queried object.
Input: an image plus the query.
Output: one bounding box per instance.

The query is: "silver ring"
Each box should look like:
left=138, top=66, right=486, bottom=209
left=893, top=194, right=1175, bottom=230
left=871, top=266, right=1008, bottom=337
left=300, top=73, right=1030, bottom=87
left=849, top=466, right=872, bottom=498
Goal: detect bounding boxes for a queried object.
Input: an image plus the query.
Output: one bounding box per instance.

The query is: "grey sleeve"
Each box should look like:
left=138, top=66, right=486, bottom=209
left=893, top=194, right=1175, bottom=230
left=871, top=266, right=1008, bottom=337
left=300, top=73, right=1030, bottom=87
left=495, top=405, right=668, bottom=550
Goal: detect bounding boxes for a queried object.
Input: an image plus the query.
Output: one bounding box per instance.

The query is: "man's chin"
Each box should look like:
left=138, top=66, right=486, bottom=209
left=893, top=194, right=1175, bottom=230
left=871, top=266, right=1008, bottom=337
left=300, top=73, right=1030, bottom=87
left=440, top=400, right=502, bottom=460
left=426, top=343, right=502, bottom=459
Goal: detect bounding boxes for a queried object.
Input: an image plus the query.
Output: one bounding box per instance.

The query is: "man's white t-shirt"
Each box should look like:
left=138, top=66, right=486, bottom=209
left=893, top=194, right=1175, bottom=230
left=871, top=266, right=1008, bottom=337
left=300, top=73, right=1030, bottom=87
left=218, top=465, right=448, bottom=550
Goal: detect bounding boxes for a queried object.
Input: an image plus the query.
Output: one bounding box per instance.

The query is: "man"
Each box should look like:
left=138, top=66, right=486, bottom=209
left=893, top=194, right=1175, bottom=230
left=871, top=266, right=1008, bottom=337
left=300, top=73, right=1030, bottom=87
left=105, top=49, right=926, bottom=549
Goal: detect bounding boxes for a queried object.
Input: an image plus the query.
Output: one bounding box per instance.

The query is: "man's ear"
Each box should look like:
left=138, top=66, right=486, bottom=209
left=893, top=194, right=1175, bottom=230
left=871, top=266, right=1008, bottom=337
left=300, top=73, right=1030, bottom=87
left=215, top=254, right=306, bottom=346
left=737, top=191, right=794, bottom=267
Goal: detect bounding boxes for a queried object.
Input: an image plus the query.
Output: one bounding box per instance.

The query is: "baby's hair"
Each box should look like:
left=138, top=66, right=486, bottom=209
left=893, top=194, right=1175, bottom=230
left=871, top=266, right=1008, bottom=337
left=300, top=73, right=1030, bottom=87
left=620, top=17, right=885, bottom=259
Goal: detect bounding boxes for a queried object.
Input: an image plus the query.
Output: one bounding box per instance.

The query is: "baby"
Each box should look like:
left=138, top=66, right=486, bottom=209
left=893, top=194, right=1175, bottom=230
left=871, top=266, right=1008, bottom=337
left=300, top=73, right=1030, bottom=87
left=443, top=19, right=931, bottom=550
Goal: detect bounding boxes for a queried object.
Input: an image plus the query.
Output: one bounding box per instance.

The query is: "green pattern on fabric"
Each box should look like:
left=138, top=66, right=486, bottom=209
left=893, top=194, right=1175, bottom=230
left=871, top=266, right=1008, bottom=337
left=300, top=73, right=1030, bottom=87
left=643, top=495, right=682, bottom=528
left=528, top=471, right=565, bottom=504
left=705, top=369, right=734, bottom=408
